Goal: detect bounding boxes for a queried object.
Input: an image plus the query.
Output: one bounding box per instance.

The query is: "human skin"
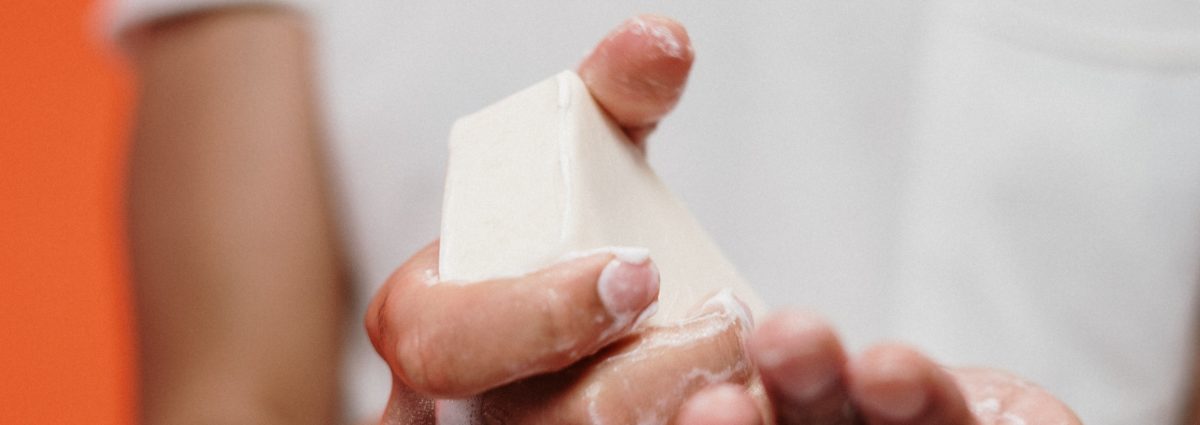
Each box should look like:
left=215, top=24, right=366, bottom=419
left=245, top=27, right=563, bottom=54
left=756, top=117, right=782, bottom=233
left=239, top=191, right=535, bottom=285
left=676, top=312, right=1083, bottom=425
left=365, top=16, right=758, bottom=423
left=126, top=7, right=342, bottom=424
left=368, top=15, right=1083, bottom=425
left=126, top=6, right=1086, bottom=424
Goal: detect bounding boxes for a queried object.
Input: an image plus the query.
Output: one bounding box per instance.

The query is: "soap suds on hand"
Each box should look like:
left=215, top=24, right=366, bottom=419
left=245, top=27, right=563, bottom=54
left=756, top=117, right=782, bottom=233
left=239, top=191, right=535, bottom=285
left=628, top=16, right=685, bottom=59
left=560, top=246, right=651, bottom=264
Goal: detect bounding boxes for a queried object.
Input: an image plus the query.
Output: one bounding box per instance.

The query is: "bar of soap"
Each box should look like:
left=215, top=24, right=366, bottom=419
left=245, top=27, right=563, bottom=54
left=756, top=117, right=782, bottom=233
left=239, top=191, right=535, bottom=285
left=438, top=71, right=764, bottom=323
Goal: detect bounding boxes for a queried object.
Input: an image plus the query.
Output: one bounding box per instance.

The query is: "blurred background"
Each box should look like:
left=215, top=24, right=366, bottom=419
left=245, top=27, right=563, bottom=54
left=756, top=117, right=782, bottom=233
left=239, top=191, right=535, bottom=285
left=0, top=1, right=136, bottom=424
left=2, top=1, right=1198, bottom=424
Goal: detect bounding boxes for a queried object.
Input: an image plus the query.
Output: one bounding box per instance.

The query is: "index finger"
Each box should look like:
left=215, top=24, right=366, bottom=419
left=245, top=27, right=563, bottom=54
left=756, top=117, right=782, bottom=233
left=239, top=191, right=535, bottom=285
left=578, top=14, right=694, bottom=146
left=365, top=241, right=660, bottom=398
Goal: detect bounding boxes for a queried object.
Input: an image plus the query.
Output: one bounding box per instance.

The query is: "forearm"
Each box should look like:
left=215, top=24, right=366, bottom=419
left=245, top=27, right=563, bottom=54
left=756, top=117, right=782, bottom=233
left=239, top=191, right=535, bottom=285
left=125, top=7, right=343, bottom=424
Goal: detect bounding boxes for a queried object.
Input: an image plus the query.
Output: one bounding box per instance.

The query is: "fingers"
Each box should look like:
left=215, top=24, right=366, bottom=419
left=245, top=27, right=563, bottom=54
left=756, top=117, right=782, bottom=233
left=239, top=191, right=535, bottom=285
left=746, top=312, right=1071, bottom=425
left=578, top=14, right=694, bottom=145
left=849, top=358, right=1083, bottom=425
left=365, top=242, right=660, bottom=398
left=748, top=311, right=855, bottom=424
left=678, top=384, right=763, bottom=425
left=952, top=368, right=1083, bottom=425
left=846, top=344, right=973, bottom=425
left=477, top=292, right=754, bottom=424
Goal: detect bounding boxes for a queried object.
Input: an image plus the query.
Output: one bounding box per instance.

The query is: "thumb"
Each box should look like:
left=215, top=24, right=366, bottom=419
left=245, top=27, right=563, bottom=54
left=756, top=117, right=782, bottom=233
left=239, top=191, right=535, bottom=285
left=366, top=242, right=660, bottom=398
left=579, top=14, right=694, bottom=146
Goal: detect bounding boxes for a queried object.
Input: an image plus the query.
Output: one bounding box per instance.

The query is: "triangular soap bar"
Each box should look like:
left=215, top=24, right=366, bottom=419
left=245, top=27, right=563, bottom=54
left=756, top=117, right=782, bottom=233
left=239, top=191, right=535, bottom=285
left=439, top=71, right=764, bottom=323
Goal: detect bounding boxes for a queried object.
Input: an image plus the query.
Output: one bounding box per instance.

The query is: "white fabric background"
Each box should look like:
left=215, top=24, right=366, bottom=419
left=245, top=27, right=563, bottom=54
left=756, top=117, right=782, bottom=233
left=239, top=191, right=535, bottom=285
left=107, top=1, right=1200, bottom=423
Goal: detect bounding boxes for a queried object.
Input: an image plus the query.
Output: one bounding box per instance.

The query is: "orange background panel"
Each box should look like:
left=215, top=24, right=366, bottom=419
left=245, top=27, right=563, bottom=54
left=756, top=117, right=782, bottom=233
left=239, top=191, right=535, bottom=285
left=0, top=1, right=136, bottom=424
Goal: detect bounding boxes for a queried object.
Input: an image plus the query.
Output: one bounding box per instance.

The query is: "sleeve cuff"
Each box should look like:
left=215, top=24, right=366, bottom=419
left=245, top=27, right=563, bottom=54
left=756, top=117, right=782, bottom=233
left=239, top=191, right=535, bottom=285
left=102, top=0, right=317, bottom=41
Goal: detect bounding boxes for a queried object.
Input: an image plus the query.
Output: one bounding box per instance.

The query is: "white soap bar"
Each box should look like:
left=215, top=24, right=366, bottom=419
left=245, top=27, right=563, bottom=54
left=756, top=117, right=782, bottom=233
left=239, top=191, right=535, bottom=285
left=439, top=71, right=764, bottom=323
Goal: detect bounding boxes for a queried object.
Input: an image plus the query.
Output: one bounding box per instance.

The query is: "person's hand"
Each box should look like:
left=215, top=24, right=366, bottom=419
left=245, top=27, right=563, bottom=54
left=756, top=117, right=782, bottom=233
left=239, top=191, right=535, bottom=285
left=676, top=311, right=1083, bottom=425
left=368, top=242, right=752, bottom=424
left=367, top=16, right=755, bottom=424
left=577, top=14, right=693, bottom=147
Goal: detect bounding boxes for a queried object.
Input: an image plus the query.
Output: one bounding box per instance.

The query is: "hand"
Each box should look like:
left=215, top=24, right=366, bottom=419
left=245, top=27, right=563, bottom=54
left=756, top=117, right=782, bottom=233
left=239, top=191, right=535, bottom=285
left=676, top=311, right=1083, bottom=425
left=471, top=293, right=753, bottom=423
left=368, top=242, right=752, bottom=424
left=368, top=17, right=747, bottom=424
left=578, top=14, right=693, bottom=147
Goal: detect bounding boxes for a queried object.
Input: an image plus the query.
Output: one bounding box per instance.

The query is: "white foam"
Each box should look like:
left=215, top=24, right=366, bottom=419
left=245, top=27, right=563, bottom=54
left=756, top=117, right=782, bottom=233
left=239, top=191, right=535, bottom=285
left=435, top=398, right=477, bottom=425
left=628, top=16, right=684, bottom=58
left=561, top=246, right=651, bottom=264
left=1001, top=412, right=1029, bottom=425
left=701, top=288, right=754, bottom=332
left=971, top=397, right=1001, bottom=416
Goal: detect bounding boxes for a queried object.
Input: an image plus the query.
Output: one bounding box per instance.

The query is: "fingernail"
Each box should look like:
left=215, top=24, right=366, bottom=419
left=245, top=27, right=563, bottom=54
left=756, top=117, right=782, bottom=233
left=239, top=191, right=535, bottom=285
left=597, top=257, right=660, bottom=318
left=755, top=312, right=842, bottom=401
left=859, top=372, right=921, bottom=417
left=860, top=385, right=927, bottom=421
left=777, top=358, right=839, bottom=402
left=853, top=354, right=928, bottom=420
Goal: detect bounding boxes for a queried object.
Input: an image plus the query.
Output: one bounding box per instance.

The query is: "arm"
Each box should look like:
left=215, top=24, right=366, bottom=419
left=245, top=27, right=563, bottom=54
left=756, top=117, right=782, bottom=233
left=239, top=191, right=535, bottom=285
left=124, top=6, right=343, bottom=424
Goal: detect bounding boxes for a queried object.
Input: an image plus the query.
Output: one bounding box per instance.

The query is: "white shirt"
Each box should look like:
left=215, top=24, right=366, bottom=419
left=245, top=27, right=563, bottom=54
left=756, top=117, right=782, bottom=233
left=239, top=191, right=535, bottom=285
left=108, top=1, right=1200, bottom=423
